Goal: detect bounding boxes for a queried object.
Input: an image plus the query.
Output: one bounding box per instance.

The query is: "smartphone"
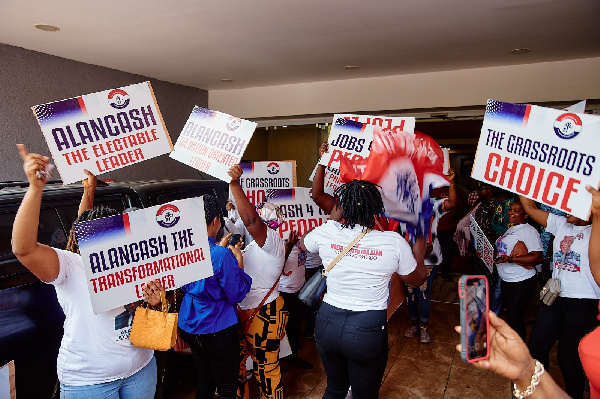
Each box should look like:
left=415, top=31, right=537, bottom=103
left=227, top=233, right=243, bottom=248
left=458, top=275, right=490, bottom=363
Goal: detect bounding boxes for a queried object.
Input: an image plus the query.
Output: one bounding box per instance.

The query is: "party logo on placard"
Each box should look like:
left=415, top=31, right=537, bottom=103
left=553, top=113, right=582, bottom=139
left=267, top=162, right=280, bottom=175
left=156, top=204, right=180, bottom=228
left=107, top=89, right=130, bottom=109
left=226, top=116, right=242, bottom=131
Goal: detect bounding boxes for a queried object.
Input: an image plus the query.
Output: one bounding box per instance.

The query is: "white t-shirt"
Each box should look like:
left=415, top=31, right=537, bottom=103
left=546, top=214, right=599, bottom=299
left=305, top=251, right=323, bottom=269
left=279, top=245, right=306, bottom=294
left=224, top=210, right=246, bottom=237
left=238, top=227, right=285, bottom=309
left=303, top=220, right=417, bottom=311
left=49, top=248, right=153, bottom=386
left=495, top=223, right=541, bottom=283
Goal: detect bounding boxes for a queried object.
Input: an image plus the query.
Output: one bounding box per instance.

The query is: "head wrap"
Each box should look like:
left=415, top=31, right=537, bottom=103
left=255, top=202, right=284, bottom=229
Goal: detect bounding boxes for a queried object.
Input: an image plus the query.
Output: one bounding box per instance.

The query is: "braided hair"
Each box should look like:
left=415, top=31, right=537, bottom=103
left=66, top=206, right=120, bottom=254
left=203, top=194, right=223, bottom=226
left=333, top=180, right=385, bottom=230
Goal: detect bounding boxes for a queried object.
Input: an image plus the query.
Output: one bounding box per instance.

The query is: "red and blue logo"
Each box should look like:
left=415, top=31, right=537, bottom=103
left=108, top=89, right=130, bottom=109
left=156, top=204, right=180, bottom=228
left=553, top=113, right=582, bottom=139
left=267, top=162, right=280, bottom=175
left=226, top=116, right=242, bottom=131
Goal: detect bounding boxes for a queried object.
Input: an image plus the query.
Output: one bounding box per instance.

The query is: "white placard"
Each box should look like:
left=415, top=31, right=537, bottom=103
left=75, top=197, right=213, bottom=314
left=230, top=161, right=296, bottom=206
left=170, top=106, right=256, bottom=181
left=32, top=82, right=172, bottom=185
left=0, top=361, right=15, bottom=399
left=265, top=187, right=329, bottom=237
left=469, top=215, right=495, bottom=273
left=314, top=114, right=416, bottom=195
left=472, top=99, right=600, bottom=220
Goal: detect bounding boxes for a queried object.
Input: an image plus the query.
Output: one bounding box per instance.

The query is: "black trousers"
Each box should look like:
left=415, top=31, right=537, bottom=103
left=500, top=274, right=537, bottom=341
left=281, top=290, right=306, bottom=354
left=528, top=297, right=599, bottom=399
left=438, top=228, right=456, bottom=276
left=178, top=324, right=240, bottom=399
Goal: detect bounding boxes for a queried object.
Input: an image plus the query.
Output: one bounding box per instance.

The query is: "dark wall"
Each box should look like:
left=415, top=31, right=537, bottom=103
left=0, top=43, right=209, bottom=182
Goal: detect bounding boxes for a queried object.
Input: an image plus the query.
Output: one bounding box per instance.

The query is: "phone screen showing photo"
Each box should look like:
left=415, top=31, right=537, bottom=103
left=466, top=278, right=488, bottom=361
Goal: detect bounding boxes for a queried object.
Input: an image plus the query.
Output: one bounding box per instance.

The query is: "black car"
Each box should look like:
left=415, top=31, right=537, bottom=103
left=0, top=178, right=228, bottom=398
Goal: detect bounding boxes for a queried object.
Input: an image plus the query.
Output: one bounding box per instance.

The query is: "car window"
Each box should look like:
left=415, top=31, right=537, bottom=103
left=149, top=189, right=205, bottom=205
left=0, top=208, right=67, bottom=258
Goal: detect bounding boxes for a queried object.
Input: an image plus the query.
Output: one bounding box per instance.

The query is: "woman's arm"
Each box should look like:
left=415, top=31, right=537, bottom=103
left=400, top=236, right=427, bottom=287
left=12, top=144, right=60, bottom=283
left=78, top=169, right=97, bottom=216
left=228, top=164, right=268, bottom=247
left=519, top=196, right=549, bottom=228
left=443, top=169, right=458, bottom=211
left=456, top=311, right=569, bottom=399
left=312, top=142, right=336, bottom=214
left=586, top=184, right=600, bottom=286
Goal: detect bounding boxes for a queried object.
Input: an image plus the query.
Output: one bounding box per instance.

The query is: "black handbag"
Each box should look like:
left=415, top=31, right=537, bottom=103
left=298, top=229, right=371, bottom=307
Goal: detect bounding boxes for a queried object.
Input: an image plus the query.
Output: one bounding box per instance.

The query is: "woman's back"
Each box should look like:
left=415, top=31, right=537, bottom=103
left=304, top=220, right=416, bottom=311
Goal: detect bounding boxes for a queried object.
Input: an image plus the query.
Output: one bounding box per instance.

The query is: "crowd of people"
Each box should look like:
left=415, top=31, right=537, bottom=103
left=11, top=139, right=600, bottom=399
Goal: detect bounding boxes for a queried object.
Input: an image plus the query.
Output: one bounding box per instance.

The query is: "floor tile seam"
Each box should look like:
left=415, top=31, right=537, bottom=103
left=303, top=374, right=326, bottom=398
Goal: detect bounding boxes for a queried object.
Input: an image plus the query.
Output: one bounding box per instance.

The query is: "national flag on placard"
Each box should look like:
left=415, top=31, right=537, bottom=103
left=265, top=188, right=295, bottom=201
left=240, top=162, right=254, bottom=174
left=485, top=100, right=532, bottom=128
left=74, top=214, right=130, bottom=247
left=190, top=106, right=217, bottom=120
left=33, top=97, right=88, bottom=128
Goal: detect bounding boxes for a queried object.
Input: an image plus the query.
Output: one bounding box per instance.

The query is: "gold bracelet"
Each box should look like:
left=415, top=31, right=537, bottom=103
left=513, top=360, right=544, bottom=399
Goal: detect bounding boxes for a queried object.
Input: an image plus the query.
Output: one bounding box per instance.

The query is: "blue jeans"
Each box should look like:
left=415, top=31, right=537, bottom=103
left=528, top=297, right=599, bottom=399
left=178, top=324, right=239, bottom=399
left=406, top=264, right=438, bottom=322
left=60, top=356, right=156, bottom=399
left=315, top=302, right=388, bottom=399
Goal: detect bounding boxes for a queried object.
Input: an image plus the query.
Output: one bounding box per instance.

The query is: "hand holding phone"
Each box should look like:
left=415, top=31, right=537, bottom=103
left=227, top=233, right=244, bottom=249
left=458, top=275, right=490, bottom=363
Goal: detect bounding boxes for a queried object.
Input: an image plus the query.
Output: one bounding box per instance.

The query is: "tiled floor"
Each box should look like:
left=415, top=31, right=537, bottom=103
left=166, top=267, right=570, bottom=398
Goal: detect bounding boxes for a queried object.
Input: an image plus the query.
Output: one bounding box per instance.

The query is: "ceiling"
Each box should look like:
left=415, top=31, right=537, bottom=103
left=1, top=0, right=599, bottom=91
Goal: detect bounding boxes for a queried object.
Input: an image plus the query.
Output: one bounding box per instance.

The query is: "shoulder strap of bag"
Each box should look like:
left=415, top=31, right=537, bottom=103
left=323, top=228, right=372, bottom=275
left=240, top=253, right=287, bottom=324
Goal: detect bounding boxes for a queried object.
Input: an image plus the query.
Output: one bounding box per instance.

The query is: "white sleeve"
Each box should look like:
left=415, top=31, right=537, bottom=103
left=396, top=236, right=417, bottom=276
left=303, top=227, right=321, bottom=253
left=545, top=213, right=566, bottom=236
left=523, top=225, right=543, bottom=252
left=261, top=228, right=285, bottom=258
left=47, top=248, right=77, bottom=287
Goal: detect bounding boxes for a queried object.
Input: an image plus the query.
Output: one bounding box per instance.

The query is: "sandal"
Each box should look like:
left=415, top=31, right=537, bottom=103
left=404, top=326, right=418, bottom=338
left=420, top=327, right=431, bottom=344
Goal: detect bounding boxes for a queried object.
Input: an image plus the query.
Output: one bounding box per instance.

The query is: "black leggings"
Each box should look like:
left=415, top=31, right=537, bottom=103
left=500, top=275, right=537, bottom=341
left=528, top=297, right=599, bottom=399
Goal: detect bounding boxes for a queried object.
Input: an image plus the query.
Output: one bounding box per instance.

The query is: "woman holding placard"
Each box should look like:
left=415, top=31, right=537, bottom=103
left=520, top=195, right=599, bottom=399
left=493, top=200, right=543, bottom=341
left=12, top=144, right=161, bottom=399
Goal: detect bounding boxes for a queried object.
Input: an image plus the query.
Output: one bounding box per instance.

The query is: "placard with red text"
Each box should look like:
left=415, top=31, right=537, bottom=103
left=230, top=161, right=296, bottom=206
left=314, top=114, right=415, bottom=195
left=265, top=187, right=329, bottom=238
left=74, top=197, right=213, bottom=314
left=472, top=100, right=600, bottom=220
left=170, top=106, right=256, bottom=181
left=32, top=81, right=172, bottom=185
